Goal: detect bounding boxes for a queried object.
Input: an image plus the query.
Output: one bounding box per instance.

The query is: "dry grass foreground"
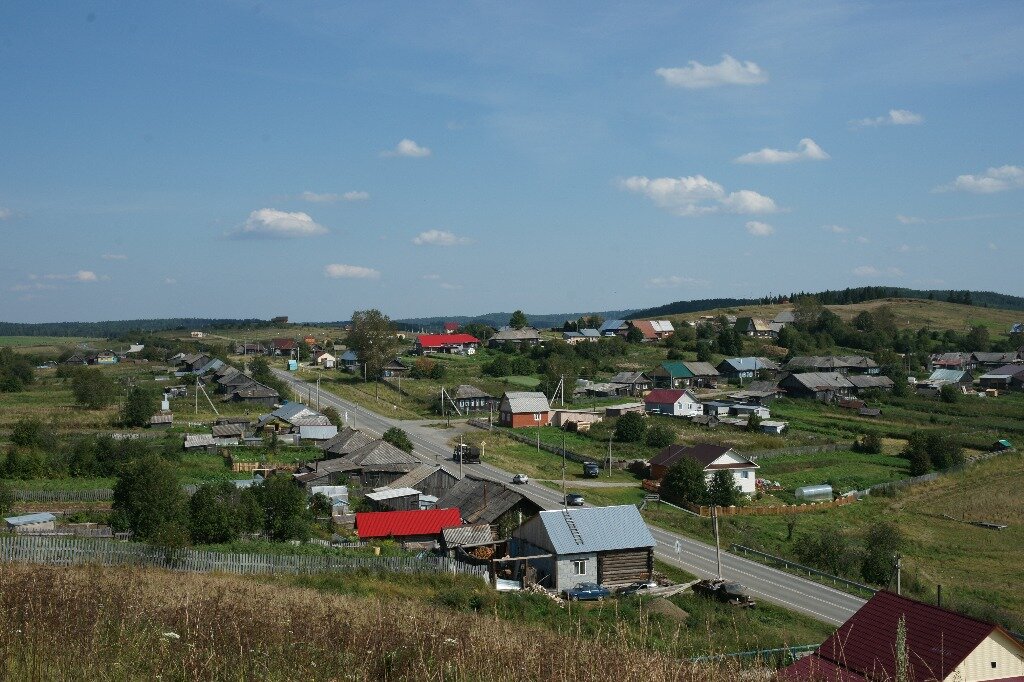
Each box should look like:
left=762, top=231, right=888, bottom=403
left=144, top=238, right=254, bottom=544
left=0, top=563, right=751, bottom=682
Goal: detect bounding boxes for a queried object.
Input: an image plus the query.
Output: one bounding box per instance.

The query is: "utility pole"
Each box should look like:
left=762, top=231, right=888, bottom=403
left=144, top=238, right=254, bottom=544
left=894, top=553, right=902, bottom=595
left=536, top=427, right=540, bottom=453
left=561, top=432, right=567, bottom=507
left=712, top=504, right=723, bottom=580
left=459, top=434, right=464, bottom=479
left=607, top=431, right=612, bottom=478
left=194, top=375, right=199, bottom=415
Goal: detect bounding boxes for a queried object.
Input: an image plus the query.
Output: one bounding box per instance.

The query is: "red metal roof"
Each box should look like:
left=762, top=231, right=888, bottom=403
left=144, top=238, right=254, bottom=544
left=780, top=591, right=1023, bottom=682
left=644, top=389, right=688, bottom=404
left=443, top=322, right=459, bottom=332
left=416, top=334, right=480, bottom=348
left=356, top=508, right=462, bottom=539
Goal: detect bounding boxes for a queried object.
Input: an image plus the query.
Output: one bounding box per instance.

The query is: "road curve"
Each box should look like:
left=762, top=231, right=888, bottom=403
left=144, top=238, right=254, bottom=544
left=273, top=369, right=864, bottom=625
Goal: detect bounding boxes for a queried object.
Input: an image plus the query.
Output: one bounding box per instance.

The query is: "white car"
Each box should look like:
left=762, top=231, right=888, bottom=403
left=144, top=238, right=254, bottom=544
left=511, top=474, right=529, bottom=484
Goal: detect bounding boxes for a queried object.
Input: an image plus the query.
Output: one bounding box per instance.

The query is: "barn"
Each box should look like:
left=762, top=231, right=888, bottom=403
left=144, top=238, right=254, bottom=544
left=509, top=505, right=655, bottom=591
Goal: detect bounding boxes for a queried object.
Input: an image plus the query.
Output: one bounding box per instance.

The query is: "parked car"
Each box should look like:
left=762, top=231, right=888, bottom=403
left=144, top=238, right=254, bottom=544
left=583, top=461, right=600, bottom=477
left=692, top=579, right=756, bottom=608
left=562, top=582, right=611, bottom=601
left=565, top=493, right=585, bottom=506
left=617, top=581, right=655, bottom=597
left=511, top=473, right=529, bottom=484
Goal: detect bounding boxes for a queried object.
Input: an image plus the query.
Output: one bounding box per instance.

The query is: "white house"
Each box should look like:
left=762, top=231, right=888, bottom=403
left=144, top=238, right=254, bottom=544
left=643, top=389, right=702, bottom=417
left=649, top=444, right=758, bottom=495
left=314, top=352, right=336, bottom=369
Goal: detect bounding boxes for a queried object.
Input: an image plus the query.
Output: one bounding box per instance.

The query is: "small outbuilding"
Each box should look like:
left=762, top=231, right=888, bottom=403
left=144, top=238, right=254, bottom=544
left=5, top=512, right=57, bottom=533
left=794, top=484, right=833, bottom=502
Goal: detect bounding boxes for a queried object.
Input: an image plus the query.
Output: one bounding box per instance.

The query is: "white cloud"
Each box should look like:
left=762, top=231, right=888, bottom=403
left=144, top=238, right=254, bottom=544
left=656, top=55, right=768, bottom=89
left=0, top=207, right=12, bottom=220
left=164, top=277, right=177, bottom=285
left=42, top=270, right=102, bottom=282
left=856, top=236, right=870, bottom=244
left=988, top=242, right=998, bottom=251
left=620, top=175, right=778, bottom=216
left=823, top=224, right=849, bottom=233
left=300, top=190, right=370, bottom=203
left=897, top=214, right=924, bottom=225
left=934, top=165, right=1024, bottom=194
left=324, top=264, right=380, bottom=279
left=735, top=138, right=829, bottom=164
left=231, top=208, right=328, bottom=239
left=898, top=244, right=925, bottom=253
left=412, top=229, right=471, bottom=246
left=439, top=282, right=463, bottom=290
left=647, top=275, right=709, bottom=288
left=853, top=109, right=924, bottom=127
left=382, top=138, right=431, bottom=158
left=421, top=274, right=441, bottom=280
left=852, top=265, right=904, bottom=277
left=101, top=253, right=127, bottom=260
left=745, top=221, right=774, bottom=237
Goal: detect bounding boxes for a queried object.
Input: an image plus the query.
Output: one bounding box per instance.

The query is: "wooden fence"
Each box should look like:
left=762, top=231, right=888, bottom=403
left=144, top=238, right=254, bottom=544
left=467, top=419, right=600, bottom=465
left=744, top=443, right=847, bottom=461
left=13, top=489, right=114, bottom=502
left=680, top=495, right=857, bottom=518
left=0, top=536, right=489, bottom=579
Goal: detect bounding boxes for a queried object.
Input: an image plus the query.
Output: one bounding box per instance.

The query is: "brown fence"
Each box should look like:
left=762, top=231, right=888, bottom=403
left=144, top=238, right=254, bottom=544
left=680, top=495, right=857, bottom=518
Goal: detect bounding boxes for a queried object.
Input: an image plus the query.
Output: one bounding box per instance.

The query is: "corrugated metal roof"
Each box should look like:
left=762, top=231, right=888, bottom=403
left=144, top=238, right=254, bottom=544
left=453, top=384, right=494, bottom=399
left=719, top=357, right=778, bottom=372
left=644, top=388, right=694, bottom=404
left=435, top=477, right=530, bottom=525
left=847, top=375, right=894, bottom=389
left=292, top=416, right=332, bottom=427
left=366, top=487, right=421, bottom=501
left=523, top=505, right=655, bottom=555
left=416, top=334, right=480, bottom=347
left=320, top=427, right=376, bottom=456
left=344, top=439, right=420, bottom=467
left=271, top=402, right=320, bottom=423
left=5, top=512, right=56, bottom=526
left=184, top=434, right=215, bottom=448
left=491, top=328, right=541, bottom=341
left=609, top=371, right=649, bottom=385
left=442, top=524, right=494, bottom=547
left=385, top=464, right=448, bottom=490
left=656, top=361, right=694, bottom=378
left=784, top=372, right=855, bottom=390
left=681, top=361, right=719, bottom=377
left=211, top=423, right=246, bottom=437
left=502, top=391, right=550, bottom=413
left=356, top=508, right=461, bottom=539
left=298, top=425, right=339, bottom=440
left=598, top=319, right=627, bottom=334
left=149, top=414, right=173, bottom=424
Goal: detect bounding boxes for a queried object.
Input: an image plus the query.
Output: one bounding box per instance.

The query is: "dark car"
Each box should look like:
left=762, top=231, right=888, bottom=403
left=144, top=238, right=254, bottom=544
left=562, top=582, right=611, bottom=601
left=582, top=461, right=600, bottom=478
left=565, top=493, right=585, bottom=506
left=692, top=579, right=756, bottom=607
left=617, top=581, right=654, bottom=597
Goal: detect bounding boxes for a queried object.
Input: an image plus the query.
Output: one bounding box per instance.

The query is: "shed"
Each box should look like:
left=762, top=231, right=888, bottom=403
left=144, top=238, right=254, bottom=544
left=5, top=512, right=57, bottom=533
left=355, top=508, right=461, bottom=544
left=183, top=434, right=216, bottom=451
left=365, top=487, right=422, bottom=512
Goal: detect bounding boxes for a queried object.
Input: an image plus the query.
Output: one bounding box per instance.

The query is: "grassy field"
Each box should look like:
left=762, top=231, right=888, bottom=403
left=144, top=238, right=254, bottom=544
left=643, top=452, right=1024, bottom=631
left=0, top=335, right=103, bottom=355
left=656, top=298, right=1022, bottom=336
left=772, top=392, right=1024, bottom=450
left=755, top=449, right=910, bottom=498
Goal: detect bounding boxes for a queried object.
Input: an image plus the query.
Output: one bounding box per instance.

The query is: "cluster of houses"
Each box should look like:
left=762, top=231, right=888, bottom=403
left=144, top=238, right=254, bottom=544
left=921, top=351, right=1024, bottom=394
left=63, top=344, right=146, bottom=365
left=167, top=355, right=283, bottom=409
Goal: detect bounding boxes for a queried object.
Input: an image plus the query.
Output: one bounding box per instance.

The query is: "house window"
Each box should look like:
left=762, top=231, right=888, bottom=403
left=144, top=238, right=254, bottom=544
left=739, top=471, right=749, bottom=479
left=534, top=412, right=542, bottom=421
left=572, top=559, right=587, bottom=575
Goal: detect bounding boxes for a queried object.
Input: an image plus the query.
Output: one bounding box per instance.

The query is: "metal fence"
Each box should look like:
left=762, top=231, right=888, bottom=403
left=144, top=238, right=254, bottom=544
left=0, top=536, right=489, bottom=579
left=731, top=544, right=877, bottom=596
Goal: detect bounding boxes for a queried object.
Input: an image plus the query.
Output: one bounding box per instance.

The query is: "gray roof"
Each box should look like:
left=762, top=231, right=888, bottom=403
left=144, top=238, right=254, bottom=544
left=320, top=427, right=377, bottom=456
left=501, top=391, right=550, bottom=414
left=442, top=524, right=495, bottom=548
left=847, top=375, right=895, bottom=389
left=783, top=372, right=854, bottom=390
left=453, top=384, right=494, bottom=400
left=980, top=364, right=1024, bottom=379
left=340, top=350, right=359, bottom=362
left=270, top=402, right=321, bottom=423
left=5, top=512, right=56, bottom=526
left=598, top=319, right=627, bottom=334
left=344, top=439, right=420, bottom=467
left=972, top=352, right=1020, bottom=364
left=435, top=477, right=531, bottom=525
left=291, top=415, right=332, bottom=427
left=298, top=425, right=339, bottom=440
left=608, top=371, right=650, bottom=385
left=518, top=505, right=655, bottom=555
left=927, top=369, right=969, bottom=384
left=385, top=464, right=449, bottom=490
left=211, top=423, right=247, bottom=438
left=681, top=361, right=720, bottom=377
left=719, top=357, right=779, bottom=372
left=149, top=413, right=173, bottom=424
left=580, top=328, right=601, bottom=338
left=232, top=383, right=279, bottom=399
left=366, top=487, right=421, bottom=501
left=184, top=434, right=215, bottom=448
left=773, top=310, right=796, bottom=324
left=194, top=358, right=225, bottom=375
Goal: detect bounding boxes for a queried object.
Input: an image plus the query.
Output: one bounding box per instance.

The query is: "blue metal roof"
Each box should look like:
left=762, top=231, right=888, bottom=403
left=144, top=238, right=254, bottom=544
left=5, top=512, right=56, bottom=526
left=532, top=505, right=654, bottom=555
left=598, top=319, right=627, bottom=334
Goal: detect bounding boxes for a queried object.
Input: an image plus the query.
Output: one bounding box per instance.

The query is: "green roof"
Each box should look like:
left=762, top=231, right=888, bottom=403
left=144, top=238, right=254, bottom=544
left=656, top=361, right=694, bottom=378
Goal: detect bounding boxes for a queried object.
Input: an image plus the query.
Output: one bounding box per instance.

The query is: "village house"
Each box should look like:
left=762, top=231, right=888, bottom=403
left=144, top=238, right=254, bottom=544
left=716, top=357, right=780, bottom=381
left=597, top=319, right=629, bottom=337
left=563, top=328, right=601, bottom=345
left=608, top=371, right=653, bottom=396
left=734, top=317, right=776, bottom=338
left=627, top=319, right=675, bottom=341
left=450, top=384, right=497, bottom=413
left=442, top=322, right=460, bottom=334
left=643, top=388, right=702, bottom=418
left=313, top=351, right=336, bottom=369
left=436, top=476, right=542, bottom=530
left=650, top=361, right=695, bottom=389
left=979, top=364, right=1024, bottom=390
left=510, top=505, right=656, bottom=591
left=365, top=487, right=422, bottom=512
left=784, top=355, right=880, bottom=375
left=924, top=368, right=974, bottom=389
left=381, top=358, right=410, bottom=378
left=847, top=374, right=895, bottom=393
left=269, top=338, right=297, bottom=356
left=226, top=382, right=280, bottom=407
left=780, top=591, right=1024, bottom=682
left=972, top=351, right=1022, bottom=369
left=234, top=342, right=266, bottom=355
left=382, top=464, right=459, bottom=499
left=649, top=444, right=759, bottom=494
left=355, top=508, right=462, bottom=547
left=929, top=352, right=977, bottom=372
left=340, top=439, right=422, bottom=488
left=488, top=328, right=542, bottom=348
left=338, top=350, right=360, bottom=371
left=498, top=392, right=551, bottom=427
left=415, top=333, right=481, bottom=355
left=779, top=371, right=855, bottom=401
left=318, top=427, right=377, bottom=460
left=257, top=403, right=329, bottom=433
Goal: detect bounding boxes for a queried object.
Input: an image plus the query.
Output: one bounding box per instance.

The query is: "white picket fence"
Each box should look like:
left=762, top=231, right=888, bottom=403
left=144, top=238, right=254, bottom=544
left=0, top=536, right=488, bottom=579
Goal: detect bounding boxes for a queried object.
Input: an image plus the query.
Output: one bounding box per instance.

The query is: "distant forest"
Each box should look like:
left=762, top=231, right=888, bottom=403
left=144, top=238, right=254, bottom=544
left=3, top=287, right=1023, bottom=338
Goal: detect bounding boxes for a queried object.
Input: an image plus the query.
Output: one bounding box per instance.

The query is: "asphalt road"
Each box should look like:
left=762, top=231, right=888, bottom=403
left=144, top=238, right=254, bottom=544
left=273, top=369, right=865, bottom=626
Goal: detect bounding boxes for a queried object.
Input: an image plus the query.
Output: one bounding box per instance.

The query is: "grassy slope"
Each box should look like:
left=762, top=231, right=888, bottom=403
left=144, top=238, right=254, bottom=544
left=652, top=297, right=1022, bottom=335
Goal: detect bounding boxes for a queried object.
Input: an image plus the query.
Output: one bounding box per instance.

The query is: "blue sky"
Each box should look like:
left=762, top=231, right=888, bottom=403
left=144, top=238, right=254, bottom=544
left=2, top=1, right=1023, bottom=323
